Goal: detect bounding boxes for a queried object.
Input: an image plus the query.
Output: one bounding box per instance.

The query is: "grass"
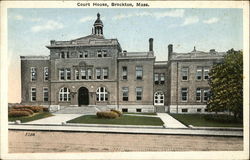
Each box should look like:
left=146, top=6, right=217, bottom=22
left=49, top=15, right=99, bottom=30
left=124, top=112, right=157, bottom=115
left=8, top=112, right=53, bottom=123
left=170, top=114, right=243, bottom=128
left=67, top=115, right=164, bottom=126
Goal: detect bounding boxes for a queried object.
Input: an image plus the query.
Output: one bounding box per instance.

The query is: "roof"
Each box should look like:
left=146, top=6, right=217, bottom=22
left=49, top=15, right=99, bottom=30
left=20, top=56, right=49, bottom=60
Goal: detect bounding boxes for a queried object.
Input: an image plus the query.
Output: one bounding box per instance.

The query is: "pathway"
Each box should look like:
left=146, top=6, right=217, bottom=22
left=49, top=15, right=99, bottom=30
left=157, top=113, right=187, bottom=128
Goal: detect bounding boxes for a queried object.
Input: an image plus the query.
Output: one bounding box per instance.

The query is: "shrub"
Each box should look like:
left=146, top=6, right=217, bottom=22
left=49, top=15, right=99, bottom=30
left=111, top=109, right=122, bottom=117
left=204, top=114, right=242, bottom=123
left=11, top=108, right=34, bottom=115
left=42, top=107, right=49, bottom=112
left=13, top=106, right=43, bottom=113
left=8, top=110, right=31, bottom=117
left=96, top=111, right=119, bottom=119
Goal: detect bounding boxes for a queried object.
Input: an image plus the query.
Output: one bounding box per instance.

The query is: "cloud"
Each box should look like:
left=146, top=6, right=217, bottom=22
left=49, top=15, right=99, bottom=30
left=203, top=17, right=219, bottom=24
left=79, top=16, right=96, bottom=23
left=31, top=20, right=64, bottom=32
left=181, top=16, right=199, bottom=26
left=30, top=18, right=42, bottom=22
left=14, top=15, right=23, bottom=20
left=113, top=9, right=185, bottom=20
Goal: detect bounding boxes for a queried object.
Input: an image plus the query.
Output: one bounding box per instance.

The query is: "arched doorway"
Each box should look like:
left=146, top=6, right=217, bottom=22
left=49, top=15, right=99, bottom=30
left=78, top=87, right=89, bottom=106
left=154, top=91, right=164, bottom=105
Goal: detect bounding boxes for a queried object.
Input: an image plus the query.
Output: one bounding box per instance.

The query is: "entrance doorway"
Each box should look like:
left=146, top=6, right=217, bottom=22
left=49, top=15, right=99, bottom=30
left=78, top=87, right=89, bottom=106
left=154, top=91, right=164, bottom=105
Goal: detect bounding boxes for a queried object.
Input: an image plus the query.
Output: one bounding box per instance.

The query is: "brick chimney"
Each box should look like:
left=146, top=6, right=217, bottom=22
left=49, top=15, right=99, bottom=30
left=168, top=44, right=173, bottom=60
left=149, top=38, right=153, bottom=52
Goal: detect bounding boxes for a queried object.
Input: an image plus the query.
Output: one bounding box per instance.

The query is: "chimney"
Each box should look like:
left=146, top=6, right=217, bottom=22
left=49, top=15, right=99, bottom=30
left=168, top=44, right=173, bottom=60
left=50, top=40, right=55, bottom=45
left=149, top=38, right=153, bottom=51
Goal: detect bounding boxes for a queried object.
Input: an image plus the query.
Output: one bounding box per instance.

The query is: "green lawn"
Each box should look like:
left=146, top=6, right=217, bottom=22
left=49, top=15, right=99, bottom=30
left=8, top=112, right=53, bottom=123
left=124, top=112, right=157, bottom=115
left=67, top=115, right=164, bottom=126
left=171, top=114, right=243, bottom=128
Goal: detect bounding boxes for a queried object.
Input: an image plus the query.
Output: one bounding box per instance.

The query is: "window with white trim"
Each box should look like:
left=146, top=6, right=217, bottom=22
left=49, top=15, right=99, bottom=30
left=181, top=88, right=188, bottom=102
left=136, top=87, right=143, bottom=101
left=60, top=52, right=65, bottom=58
left=103, top=50, right=107, bottom=57
left=154, top=73, right=159, bottom=84
left=103, top=68, right=108, bottom=79
left=59, top=87, right=71, bottom=102
left=66, top=52, right=70, bottom=58
left=196, top=67, right=202, bottom=80
left=181, top=67, right=188, bottom=81
left=96, top=87, right=108, bottom=101
left=88, top=69, right=92, bottom=79
left=79, top=52, right=83, bottom=58
left=97, top=51, right=102, bottom=57
left=59, top=69, right=65, bottom=80
left=43, top=88, right=49, bottom=102
left=122, top=66, right=127, bottom=80
left=204, top=67, right=209, bottom=80
left=81, top=69, right=86, bottom=80
left=203, top=89, right=209, bottom=102
left=196, top=88, right=201, bottom=102
left=96, top=68, right=101, bottom=79
left=44, top=67, right=49, bottom=81
left=75, top=69, right=79, bottom=80
left=160, top=73, right=165, bottom=84
left=31, top=87, right=36, bottom=101
left=31, top=67, right=37, bottom=81
left=122, top=87, right=129, bottom=101
left=154, top=91, right=164, bottom=105
left=136, top=66, right=143, bottom=80
left=66, top=68, right=71, bottom=80
left=84, top=51, right=88, bottom=58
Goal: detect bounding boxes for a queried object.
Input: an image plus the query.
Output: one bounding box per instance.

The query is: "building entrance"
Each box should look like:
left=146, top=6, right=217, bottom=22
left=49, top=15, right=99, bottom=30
left=78, top=87, right=89, bottom=106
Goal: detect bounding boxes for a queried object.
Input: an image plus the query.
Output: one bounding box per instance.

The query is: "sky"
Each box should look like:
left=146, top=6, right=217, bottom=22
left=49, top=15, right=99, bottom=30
left=8, top=8, right=243, bottom=103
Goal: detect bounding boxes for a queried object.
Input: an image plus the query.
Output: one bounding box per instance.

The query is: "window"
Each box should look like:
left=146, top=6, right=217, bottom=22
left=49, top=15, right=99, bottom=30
left=75, top=69, right=79, bottom=80
left=66, top=52, right=70, bottom=58
left=44, top=67, right=49, bottom=81
left=154, top=91, right=164, bottom=105
left=96, top=87, right=108, bottom=101
left=43, top=88, right=49, bottom=102
left=204, top=67, right=209, bottom=80
left=197, top=108, right=201, bottom=112
left=84, top=51, right=88, bottom=58
left=79, top=52, right=83, bottom=58
left=60, top=52, right=65, bottom=58
left=136, top=66, right=143, bottom=80
left=96, top=68, right=101, bottom=79
left=136, top=109, right=142, bottom=112
left=181, top=67, right=188, bottom=81
left=196, top=88, right=201, bottom=102
left=59, top=87, right=70, bottom=102
left=103, top=68, right=108, bottom=79
left=59, top=69, right=65, bottom=80
left=81, top=69, right=86, bottom=79
left=97, top=51, right=102, bottom=57
left=196, top=67, right=202, bottom=80
left=181, top=88, right=188, bottom=102
left=136, top=87, right=142, bottom=101
left=31, top=67, right=37, bottom=81
left=160, top=73, right=165, bottom=84
left=88, top=69, right=92, bottom=79
left=122, top=108, right=128, bottom=112
left=103, top=50, right=107, bottom=57
left=31, top=87, right=36, bottom=101
left=203, top=89, right=209, bottom=102
left=182, top=108, right=188, bottom=113
left=154, top=73, right=159, bottom=84
left=66, top=68, right=71, bottom=80
left=122, top=87, right=129, bottom=101
left=122, top=66, right=127, bottom=80
left=204, top=108, right=208, bottom=112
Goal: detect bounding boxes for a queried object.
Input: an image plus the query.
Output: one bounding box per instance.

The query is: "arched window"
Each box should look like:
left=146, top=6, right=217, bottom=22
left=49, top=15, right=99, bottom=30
left=59, top=87, right=71, bottom=102
left=154, top=91, right=164, bottom=105
left=96, top=87, right=108, bottom=101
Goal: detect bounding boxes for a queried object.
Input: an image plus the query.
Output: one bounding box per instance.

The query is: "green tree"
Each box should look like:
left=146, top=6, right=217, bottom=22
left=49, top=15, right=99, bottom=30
left=207, top=49, right=243, bottom=119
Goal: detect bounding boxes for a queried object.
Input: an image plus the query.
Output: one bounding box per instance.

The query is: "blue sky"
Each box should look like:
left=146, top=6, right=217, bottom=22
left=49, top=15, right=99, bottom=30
left=8, top=8, right=243, bottom=103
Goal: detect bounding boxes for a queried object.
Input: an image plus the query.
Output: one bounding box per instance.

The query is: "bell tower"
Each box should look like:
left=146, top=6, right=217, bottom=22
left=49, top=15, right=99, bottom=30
left=92, top=13, right=103, bottom=36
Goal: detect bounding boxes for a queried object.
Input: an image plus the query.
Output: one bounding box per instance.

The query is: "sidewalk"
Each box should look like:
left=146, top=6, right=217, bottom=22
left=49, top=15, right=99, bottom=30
left=25, top=114, right=82, bottom=125
left=8, top=124, right=243, bottom=137
left=157, top=113, right=187, bottom=128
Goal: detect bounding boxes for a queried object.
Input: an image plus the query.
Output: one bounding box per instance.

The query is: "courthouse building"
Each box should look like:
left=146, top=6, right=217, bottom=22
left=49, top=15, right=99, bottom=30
left=20, top=13, right=226, bottom=113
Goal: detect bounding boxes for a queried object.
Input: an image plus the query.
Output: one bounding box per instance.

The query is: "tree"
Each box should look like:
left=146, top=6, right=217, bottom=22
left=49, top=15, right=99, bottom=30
left=207, top=49, right=243, bottom=119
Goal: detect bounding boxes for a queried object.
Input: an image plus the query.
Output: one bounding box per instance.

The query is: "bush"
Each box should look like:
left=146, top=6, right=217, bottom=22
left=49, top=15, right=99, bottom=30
left=13, top=106, right=43, bottom=113
left=8, top=110, right=31, bottom=117
left=96, top=111, right=119, bottom=119
left=204, top=114, right=242, bottom=123
left=111, top=109, right=122, bottom=117
left=10, top=108, right=34, bottom=115
left=42, top=107, right=49, bottom=112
